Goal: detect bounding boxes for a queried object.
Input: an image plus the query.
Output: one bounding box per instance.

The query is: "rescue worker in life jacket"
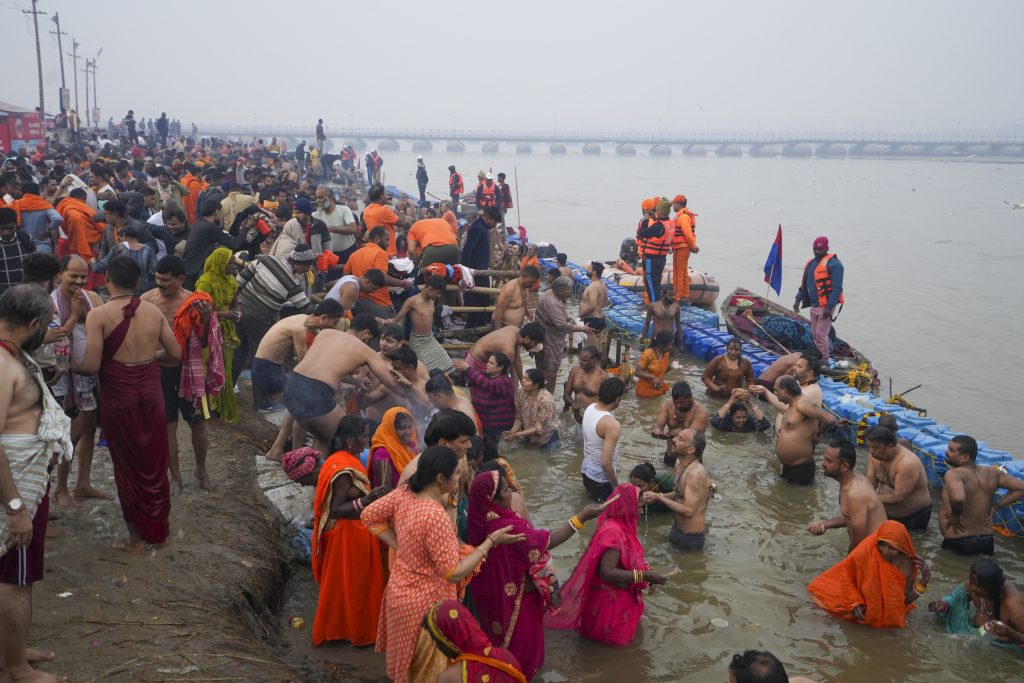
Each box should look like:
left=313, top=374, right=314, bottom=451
left=448, top=165, right=464, bottom=213
left=636, top=197, right=673, bottom=304
left=671, top=194, right=699, bottom=302
left=476, top=173, right=498, bottom=210
left=794, top=236, right=844, bottom=362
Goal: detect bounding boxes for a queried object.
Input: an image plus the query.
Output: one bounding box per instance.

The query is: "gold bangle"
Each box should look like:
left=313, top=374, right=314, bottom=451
left=569, top=515, right=584, bottom=531
left=914, top=581, right=927, bottom=595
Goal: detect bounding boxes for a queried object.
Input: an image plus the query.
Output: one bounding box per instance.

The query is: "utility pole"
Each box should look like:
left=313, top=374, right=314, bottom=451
left=83, top=59, right=91, bottom=128
left=67, top=38, right=81, bottom=114
left=49, top=11, right=67, bottom=110
left=23, top=0, right=47, bottom=116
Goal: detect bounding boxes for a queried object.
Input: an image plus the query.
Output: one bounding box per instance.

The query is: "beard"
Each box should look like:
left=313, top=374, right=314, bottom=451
left=21, top=323, right=48, bottom=354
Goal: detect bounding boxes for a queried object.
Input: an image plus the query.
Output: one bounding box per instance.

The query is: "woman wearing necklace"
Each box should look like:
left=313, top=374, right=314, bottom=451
left=929, top=558, right=1024, bottom=647
left=361, top=446, right=525, bottom=682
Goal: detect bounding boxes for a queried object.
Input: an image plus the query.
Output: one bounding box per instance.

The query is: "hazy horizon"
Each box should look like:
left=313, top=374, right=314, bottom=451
left=2, top=0, right=1021, bottom=135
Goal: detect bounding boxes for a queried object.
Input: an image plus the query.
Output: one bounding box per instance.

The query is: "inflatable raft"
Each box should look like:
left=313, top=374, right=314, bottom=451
left=601, top=265, right=719, bottom=307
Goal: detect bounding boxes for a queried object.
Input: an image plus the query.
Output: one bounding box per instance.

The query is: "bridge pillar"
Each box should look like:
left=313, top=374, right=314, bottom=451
left=649, top=144, right=671, bottom=156
left=716, top=144, right=742, bottom=157
left=516, top=143, right=532, bottom=155
left=993, top=144, right=1023, bottom=157
left=446, top=140, right=465, bottom=153
left=482, top=141, right=499, bottom=154
left=550, top=142, right=567, bottom=155
left=615, top=143, right=636, bottom=156
left=684, top=144, right=708, bottom=157
left=782, top=143, right=812, bottom=157
left=965, top=144, right=994, bottom=156
left=411, top=140, right=433, bottom=153
left=892, top=144, right=925, bottom=157
left=377, top=139, right=400, bottom=152
left=818, top=143, right=848, bottom=157
left=930, top=144, right=958, bottom=157
left=343, top=138, right=367, bottom=151
left=858, top=144, right=890, bottom=156
left=582, top=143, right=602, bottom=155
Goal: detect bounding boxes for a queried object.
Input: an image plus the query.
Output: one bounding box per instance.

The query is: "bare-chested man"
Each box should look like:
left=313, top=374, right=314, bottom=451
left=864, top=426, right=933, bottom=531
left=578, top=261, right=609, bottom=340
left=792, top=353, right=823, bottom=407
left=651, top=381, right=710, bottom=464
left=555, top=253, right=574, bottom=282
left=754, top=351, right=803, bottom=388
left=78, top=256, right=181, bottom=554
left=749, top=375, right=844, bottom=486
left=141, top=255, right=215, bottom=492
left=0, top=285, right=70, bottom=683
left=426, top=373, right=480, bottom=432
left=808, top=440, right=887, bottom=554
left=382, top=275, right=453, bottom=375
left=641, top=429, right=710, bottom=551
left=51, top=255, right=110, bottom=507
left=260, top=301, right=346, bottom=460
left=465, top=321, right=545, bottom=382
left=285, top=314, right=407, bottom=455
left=492, top=265, right=539, bottom=329
left=940, top=435, right=1024, bottom=557
left=641, top=286, right=681, bottom=344
left=385, top=346, right=434, bottom=439
left=563, top=346, right=608, bottom=423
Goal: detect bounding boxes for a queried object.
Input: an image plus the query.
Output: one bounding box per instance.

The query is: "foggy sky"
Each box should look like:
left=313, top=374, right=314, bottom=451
left=3, top=0, right=1022, bottom=135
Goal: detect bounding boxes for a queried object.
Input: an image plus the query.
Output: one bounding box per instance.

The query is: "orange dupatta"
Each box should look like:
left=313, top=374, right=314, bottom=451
left=370, top=407, right=418, bottom=476
left=807, top=520, right=918, bottom=628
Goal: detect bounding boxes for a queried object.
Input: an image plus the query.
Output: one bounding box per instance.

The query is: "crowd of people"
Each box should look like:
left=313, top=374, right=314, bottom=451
left=0, top=115, right=1022, bottom=683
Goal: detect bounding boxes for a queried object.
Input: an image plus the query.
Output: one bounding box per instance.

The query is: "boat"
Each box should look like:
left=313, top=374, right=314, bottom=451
left=720, top=287, right=878, bottom=389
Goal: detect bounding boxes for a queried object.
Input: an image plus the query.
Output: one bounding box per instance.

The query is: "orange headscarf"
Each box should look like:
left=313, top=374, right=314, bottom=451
left=807, top=520, right=918, bottom=628
left=370, top=407, right=418, bottom=475
left=172, top=291, right=214, bottom=353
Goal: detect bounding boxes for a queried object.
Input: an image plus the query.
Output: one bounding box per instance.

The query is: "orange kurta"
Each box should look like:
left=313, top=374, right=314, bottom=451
left=807, top=520, right=918, bottom=629
left=635, top=348, right=670, bottom=398
left=312, top=451, right=386, bottom=646
left=55, top=197, right=103, bottom=261
left=363, top=203, right=400, bottom=255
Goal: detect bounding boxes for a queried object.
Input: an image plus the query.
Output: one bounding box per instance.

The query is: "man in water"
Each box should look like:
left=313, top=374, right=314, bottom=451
left=380, top=275, right=453, bottom=375
left=555, top=253, right=574, bottom=281
left=563, top=346, right=609, bottom=424
left=284, top=314, right=406, bottom=455
left=754, top=350, right=803, bottom=389
left=77, top=256, right=180, bottom=554
left=534, top=277, right=593, bottom=392
left=492, top=265, right=539, bottom=329
left=794, top=236, right=843, bottom=361
left=141, top=255, right=215, bottom=493
left=0, top=284, right=72, bottom=683
left=642, top=429, right=709, bottom=551
left=940, top=435, right=1024, bottom=556
left=864, top=426, right=932, bottom=530
left=808, top=440, right=887, bottom=554
left=651, top=381, right=710, bottom=464
left=641, top=286, right=682, bottom=346
left=580, top=377, right=626, bottom=501
left=792, top=352, right=823, bottom=407
left=749, top=376, right=844, bottom=485
left=465, top=321, right=545, bottom=383
left=578, top=261, right=609, bottom=340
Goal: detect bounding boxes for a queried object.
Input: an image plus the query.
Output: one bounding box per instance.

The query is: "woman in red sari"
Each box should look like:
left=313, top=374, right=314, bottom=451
left=425, top=599, right=527, bottom=683
left=545, top=483, right=667, bottom=646
left=467, top=470, right=602, bottom=679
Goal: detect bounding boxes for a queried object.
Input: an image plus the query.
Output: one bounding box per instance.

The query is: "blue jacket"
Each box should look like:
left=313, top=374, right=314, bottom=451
left=795, top=254, right=843, bottom=309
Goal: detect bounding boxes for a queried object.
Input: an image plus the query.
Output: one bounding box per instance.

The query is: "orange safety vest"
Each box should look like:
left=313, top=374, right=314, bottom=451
left=805, top=253, right=845, bottom=307
left=637, top=218, right=672, bottom=257
left=675, top=208, right=697, bottom=238
left=449, top=172, right=464, bottom=196
left=478, top=181, right=496, bottom=207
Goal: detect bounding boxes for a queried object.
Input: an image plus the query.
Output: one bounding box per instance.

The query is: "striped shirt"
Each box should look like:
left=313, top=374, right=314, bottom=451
left=236, top=255, right=312, bottom=317
left=464, top=366, right=516, bottom=432
left=0, top=234, right=35, bottom=293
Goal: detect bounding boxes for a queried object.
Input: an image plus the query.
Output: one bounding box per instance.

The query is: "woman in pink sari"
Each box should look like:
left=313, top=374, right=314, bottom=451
left=545, top=483, right=667, bottom=646
left=467, top=470, right=601, bottom=679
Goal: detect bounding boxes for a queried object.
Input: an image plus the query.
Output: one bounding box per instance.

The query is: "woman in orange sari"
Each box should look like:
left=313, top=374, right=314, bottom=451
left=807, top=520, right=931, bottom=628
left=635, top=332, right=673, bottom=398
left=425, top=600, right=527, bottom=683
left=312, top=416, right=390, bottom=646
left=368, top=407, right=418, bottom=489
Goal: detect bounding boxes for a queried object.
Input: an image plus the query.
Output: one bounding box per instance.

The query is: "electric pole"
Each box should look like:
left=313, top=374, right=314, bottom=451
left=67, top=38, right=81, bottom=114
left=83, top=59, right=91, bottom=128
left=50, top=12, right=68, bottom=110
left=23, top=0, right=47, bottom=116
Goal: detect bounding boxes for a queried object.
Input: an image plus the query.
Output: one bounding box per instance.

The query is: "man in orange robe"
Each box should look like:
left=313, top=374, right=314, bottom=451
left=311, top=416, right=389, bottom=646
left=671, top=194, right=698, bottom=302
left=55, top=192, right=103, bottom=262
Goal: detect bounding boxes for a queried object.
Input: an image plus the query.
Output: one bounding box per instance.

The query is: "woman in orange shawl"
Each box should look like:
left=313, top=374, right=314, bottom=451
left=311, top=416, right=390, bottom=646
left=807, top=520, right=931, bottom=628
left=368, top=407, right=419, bottom=489
left=635, top=331, right=674, bottom=398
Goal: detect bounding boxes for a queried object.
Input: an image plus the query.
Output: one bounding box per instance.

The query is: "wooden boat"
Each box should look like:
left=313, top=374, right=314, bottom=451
left=601, top=263, right=719, bottom=307
left=720, top=287, right=877, bottom=388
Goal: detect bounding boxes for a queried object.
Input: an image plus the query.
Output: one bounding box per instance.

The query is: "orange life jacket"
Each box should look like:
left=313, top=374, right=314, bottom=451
left=637, top=218, right=671, bottom=257
left=449, top=172, right=464, bottom=196
left=478, top=180, right=496, bottom=207
left=675, top=208, right=697, bottom=237
left=805, top=253, right=845, bottom=307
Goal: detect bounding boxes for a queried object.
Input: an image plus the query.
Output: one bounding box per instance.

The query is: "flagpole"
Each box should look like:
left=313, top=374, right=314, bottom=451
left=764, top=260, right=776, bottom=306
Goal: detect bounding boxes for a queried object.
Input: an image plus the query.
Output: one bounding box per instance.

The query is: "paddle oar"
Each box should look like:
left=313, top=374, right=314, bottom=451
left=742, top=308, right=792, bottom=354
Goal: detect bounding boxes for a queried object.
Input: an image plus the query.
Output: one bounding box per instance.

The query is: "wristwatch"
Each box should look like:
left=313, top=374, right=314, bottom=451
left=5, top=497, right=24, bottom=514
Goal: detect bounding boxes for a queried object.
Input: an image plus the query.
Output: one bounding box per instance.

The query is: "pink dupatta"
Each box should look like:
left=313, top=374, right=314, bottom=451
left=544, top=483, right=649, bottom=646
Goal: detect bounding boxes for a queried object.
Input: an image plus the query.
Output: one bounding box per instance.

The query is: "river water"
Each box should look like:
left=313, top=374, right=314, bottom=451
left=326, top=147, right=1024, bottom=681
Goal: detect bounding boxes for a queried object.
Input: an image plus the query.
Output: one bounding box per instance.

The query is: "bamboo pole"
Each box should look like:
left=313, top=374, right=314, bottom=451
left=445, top=285, right=501, bottom=295
left=472, top=269, right=519, bottom=278
left=449, top=306, right=495, bottom=313
left=442, top=342, right=474, bottom=350
left=441, top=325, right=494, bottom=337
